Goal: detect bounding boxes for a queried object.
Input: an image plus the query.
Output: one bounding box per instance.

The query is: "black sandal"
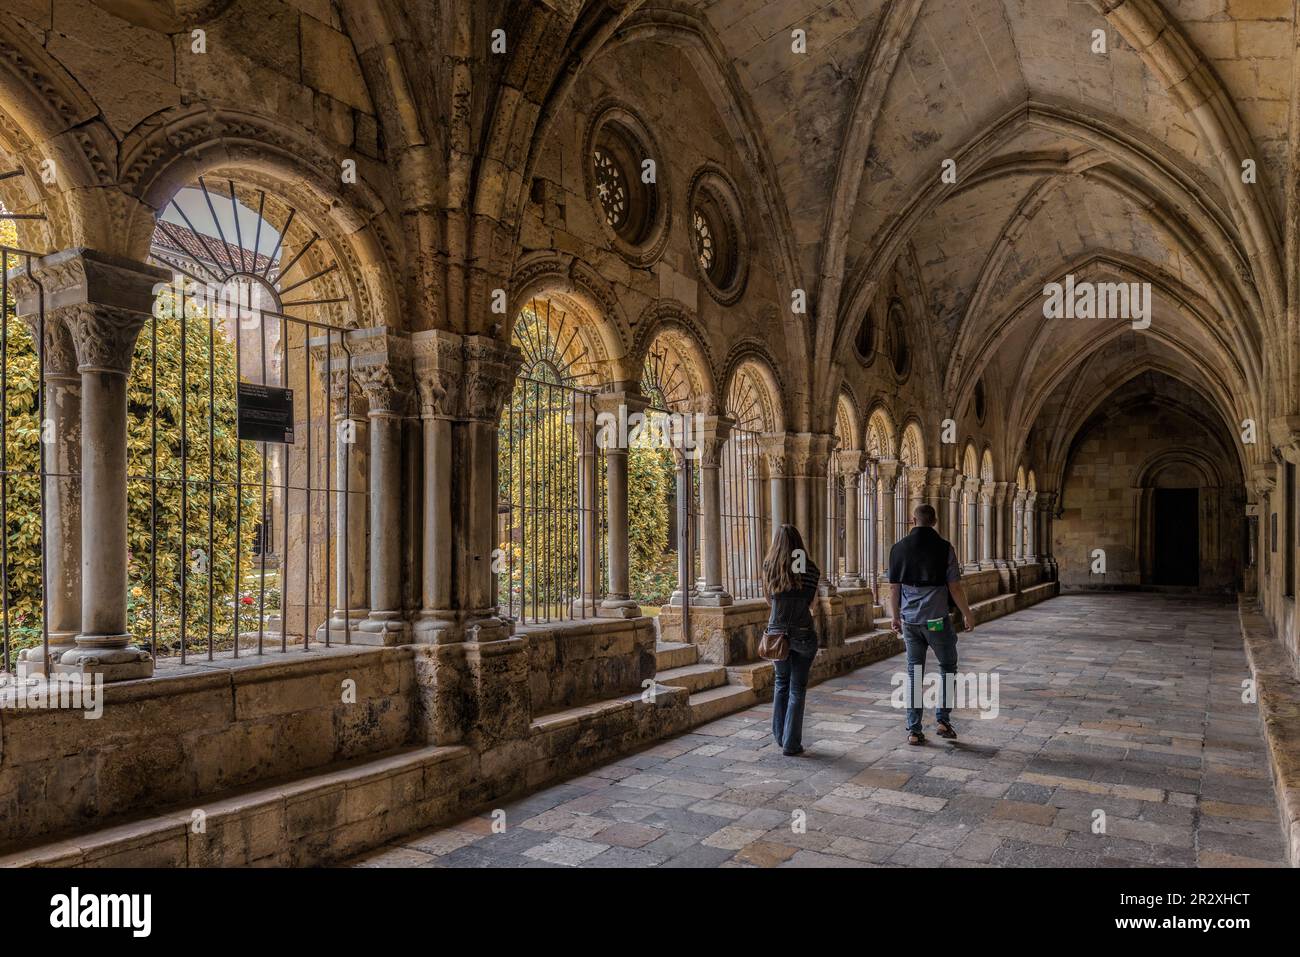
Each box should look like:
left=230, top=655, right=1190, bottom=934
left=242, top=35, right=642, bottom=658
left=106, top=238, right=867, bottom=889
left=907, top=731, right=925, bottom=746
left=936, top=721, right=958, bottom=739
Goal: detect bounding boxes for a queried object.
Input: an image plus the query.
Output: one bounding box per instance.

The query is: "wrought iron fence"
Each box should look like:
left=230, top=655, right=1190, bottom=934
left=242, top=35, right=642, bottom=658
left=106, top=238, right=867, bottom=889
left=0, top=245, right=51, bottom=674
left=497, top=374, right=606, bottom=623
left=720, top=426, right=763, bottom=599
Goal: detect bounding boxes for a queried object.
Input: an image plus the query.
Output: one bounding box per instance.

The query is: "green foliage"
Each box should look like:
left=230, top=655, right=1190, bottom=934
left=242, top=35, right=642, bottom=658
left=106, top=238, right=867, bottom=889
left=497, top=377, right=678, bottom=617
left=0, top=231, right=265, bottom=656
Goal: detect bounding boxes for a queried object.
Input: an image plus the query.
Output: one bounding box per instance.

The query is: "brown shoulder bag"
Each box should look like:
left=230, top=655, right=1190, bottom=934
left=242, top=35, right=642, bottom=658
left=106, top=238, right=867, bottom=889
left=759, top=627, right=789, bottom=662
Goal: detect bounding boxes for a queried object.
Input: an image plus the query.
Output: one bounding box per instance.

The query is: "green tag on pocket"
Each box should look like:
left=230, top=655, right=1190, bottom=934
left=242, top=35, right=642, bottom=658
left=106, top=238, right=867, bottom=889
left=926, top=617, right=945, bottom=632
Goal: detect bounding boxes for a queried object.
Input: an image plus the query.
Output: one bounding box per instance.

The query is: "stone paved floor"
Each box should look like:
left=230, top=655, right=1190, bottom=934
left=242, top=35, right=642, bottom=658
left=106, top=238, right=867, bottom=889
left=350, top=593, right=1287, bottom=868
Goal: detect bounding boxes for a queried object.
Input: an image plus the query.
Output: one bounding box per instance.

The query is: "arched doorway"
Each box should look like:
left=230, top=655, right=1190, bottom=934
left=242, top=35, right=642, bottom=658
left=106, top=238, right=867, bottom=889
left=1138, top=454, right=1214, bottom=587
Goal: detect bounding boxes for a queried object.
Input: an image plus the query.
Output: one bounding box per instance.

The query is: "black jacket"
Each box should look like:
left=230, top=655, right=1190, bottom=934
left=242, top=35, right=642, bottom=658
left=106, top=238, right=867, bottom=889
left=888, top=526, right=954, bottom=586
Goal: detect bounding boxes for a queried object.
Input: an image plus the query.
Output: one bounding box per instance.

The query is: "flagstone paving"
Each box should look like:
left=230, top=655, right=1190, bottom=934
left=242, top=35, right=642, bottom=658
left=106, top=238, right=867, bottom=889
left=350, top=593, right=1287, bottom=868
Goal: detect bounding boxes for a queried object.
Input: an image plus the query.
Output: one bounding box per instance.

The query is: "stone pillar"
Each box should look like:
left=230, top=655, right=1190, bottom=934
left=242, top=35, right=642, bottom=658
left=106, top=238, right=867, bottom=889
left=14, top=317, right=81, bottom=673
left=1012, top=489, right=1026, bottom=564
left=805, top=434, right=836, bottom=587
left=572, top=396, right=601, bottom=616
left=350, top=329, right=413, bottom=645
left=788, top=433, right=813, bottom=547
left=760, top=433, right=789, bottom=530
left=746, top=449, right=765, bottom=594
left=596, top=389, right=647, bottom=618
left=979, top=482, right=995, bottom=568
left=907, top=466, right=927, bottom=516
left=412, top=329, right=461, bottom=641
left=669, top=446, right=694, bottom=606
left=877, top=461, right=899, bottom=579
left=326, top=377, right=369, bottom=638
left=837, top=451, right=865, bottom=586
left=933, top=467, right=954, bottom=540
left=992, top=481, right=1009, bottom=565
left=948, top=472, right=963, bottom=558
left=13, top=250, right=170, bottom=680
left=963, top=477, right=981, bottom=569
left=695, top=416, right=733, bottom=606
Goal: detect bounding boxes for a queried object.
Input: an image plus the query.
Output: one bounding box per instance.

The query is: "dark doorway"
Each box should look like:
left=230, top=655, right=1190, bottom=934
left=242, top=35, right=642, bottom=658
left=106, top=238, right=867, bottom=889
left=1153, top=488, right=1199, bottom=586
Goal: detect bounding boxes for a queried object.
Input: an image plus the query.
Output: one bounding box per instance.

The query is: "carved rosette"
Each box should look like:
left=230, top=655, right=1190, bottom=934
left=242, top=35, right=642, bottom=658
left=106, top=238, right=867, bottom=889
left=464, top=335, right=523, bottom=423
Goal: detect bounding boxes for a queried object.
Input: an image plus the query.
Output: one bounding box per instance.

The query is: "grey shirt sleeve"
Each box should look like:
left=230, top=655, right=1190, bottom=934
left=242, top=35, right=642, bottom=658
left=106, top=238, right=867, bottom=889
left=946, top=545, right=961, bottom=583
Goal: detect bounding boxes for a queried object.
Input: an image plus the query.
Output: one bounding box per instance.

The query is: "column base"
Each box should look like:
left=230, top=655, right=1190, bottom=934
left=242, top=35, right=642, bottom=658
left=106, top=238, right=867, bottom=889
left=598, top=597, right=641, bottom=619
left=16, top=636, right=78, bottom=675
left=839, top=575, right=866, bottom=589
left=314, top=612, right=370, bottom=645
left=355, top=612, right=411, bottom=646
left=692, top=588, right=733, bottom=607
left=412, top=609, right=514, bottom=644
left=571, top=598, right=601, bottom=617
left=54, top=640, right=153, bottom=682
left=668, top=589, right=696, bottom=606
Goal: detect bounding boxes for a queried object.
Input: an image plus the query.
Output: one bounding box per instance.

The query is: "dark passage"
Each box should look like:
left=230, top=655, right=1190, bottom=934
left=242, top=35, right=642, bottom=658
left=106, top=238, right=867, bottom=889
left=1153, top=488, right=1199, bottom=586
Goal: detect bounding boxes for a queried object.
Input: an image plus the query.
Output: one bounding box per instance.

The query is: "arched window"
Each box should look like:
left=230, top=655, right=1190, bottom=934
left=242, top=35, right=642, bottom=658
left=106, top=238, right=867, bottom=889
left=722, top=363, right=777, bottom=598
left=498, top=297, right=604, bottom=623
left=961, top=444, right=979, bottom=567
left=132, top=177, right=355, bottom=660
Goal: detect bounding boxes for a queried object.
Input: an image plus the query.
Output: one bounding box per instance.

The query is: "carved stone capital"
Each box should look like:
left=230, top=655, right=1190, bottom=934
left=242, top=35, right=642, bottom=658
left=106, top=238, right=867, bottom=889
left=1252, top=461, right=1278, bottom=497
left=464, top=334, right=523, bottom=422
left=835, top=449, right=865, bottom=479
left=412, top=329, right=465, bottom=419
left=8, top=248, right=169, bottom=377
left=759, top=432, right=789, bottom=478
left=692, top=415, right=733, bottom=468
left=876, top=459, right=900, bottom=489
left=330, top=326, right=414, bottom=418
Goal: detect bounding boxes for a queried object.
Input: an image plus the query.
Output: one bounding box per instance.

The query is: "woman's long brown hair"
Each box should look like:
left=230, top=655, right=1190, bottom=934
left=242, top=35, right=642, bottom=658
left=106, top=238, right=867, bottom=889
left=763, top=524, right=807, bottom=597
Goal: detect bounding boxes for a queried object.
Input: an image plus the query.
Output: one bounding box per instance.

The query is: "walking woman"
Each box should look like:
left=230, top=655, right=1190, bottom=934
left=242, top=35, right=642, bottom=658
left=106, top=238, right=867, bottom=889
left=762, top=524, right=821, bottom=756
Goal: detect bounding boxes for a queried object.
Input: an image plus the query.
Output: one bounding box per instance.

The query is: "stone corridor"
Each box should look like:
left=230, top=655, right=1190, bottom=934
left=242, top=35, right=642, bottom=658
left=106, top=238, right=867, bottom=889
left=351, top=594, right=1286, bottom=868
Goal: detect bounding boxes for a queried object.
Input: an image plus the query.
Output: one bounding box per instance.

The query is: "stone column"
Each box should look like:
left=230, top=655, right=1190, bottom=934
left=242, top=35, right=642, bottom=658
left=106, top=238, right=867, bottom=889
left=948, top=472, right=963, bottom=557
left=1012, top=489, right=1026, bottom=564
left=572, top=396, right=601, bottom=616
left=963, top=477, right=981, bottom=569
left=877, top=461, right=899, bottom=580
left=788, top=433, right=813, bottom=548
left=745, top=449, right=765, bottom=594
left=669, top=445, right=694, bottom=606
left=412, top=330, right=462, bottom=641
left=13, top=316, right=81, bottom=673
left=837, top=451, right=865, bottom=586
left=933, top=467, right=954, bottom=540
left=907, top=466, right=927, bottom=516
left=694, top=416, right=733, bottom=605
left=760, top=433, right=789, bottom=529
left=979, top=482, right=995, bottom=568
left=14, top=250, right=170, bottom=680
left=595, top=389, right=647, bottom=618
left=351, top=328, right=414, bottom=644
left=992, top=481, right=1010, bottom=565
left=804, top=434, right=835, bottom=587
left=327, top=376, right=369, bottom=637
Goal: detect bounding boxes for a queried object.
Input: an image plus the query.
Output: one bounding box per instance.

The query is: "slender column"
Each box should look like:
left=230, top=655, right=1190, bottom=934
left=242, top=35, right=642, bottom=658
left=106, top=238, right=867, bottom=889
left=907, top=466, right=927, bottom=516
left=1012, top=490, right=1026, bottom=564
left=327, top=385, right=369, bottom=636
left=695, top=416, right=733, bottom=606
left=745, top=450, right=764, bottom=595
left=15, top=317, right=81, bottom=673
left=980, top=482, right=995, bottom=567
left=805, top=434, right=835, bottom=588
left=788, top=434, right=813, bottom=549
left=14, top=250, right=171, bottom=680
left=948, top=473, right=962, bottom=557
left=670, top=447, right=693, bottom=606
left=411, top=329, right=462, bottom=642
left=595, top=390, right=646, bottom=617
left=760, top=433, right=789, bottom=529
left=572, top=396, right=600, bottom=616
left=992, top=481, right=1010, bottom=565
left=351, top=329, right=414, bottom=644
left=963, top=477, right=981, bottom=569
left=837, top=450, right=865, bottom=586
left=877, top=461, right=899, bottom=579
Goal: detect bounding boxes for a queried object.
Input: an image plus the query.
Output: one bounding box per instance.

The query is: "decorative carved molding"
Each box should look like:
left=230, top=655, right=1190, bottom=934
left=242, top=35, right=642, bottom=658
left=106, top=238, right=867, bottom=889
left=412, top=329, right=465, bottom=419
left=62, top=303, right=147, bottom=375
left=464, top=335, right=523, bottom=422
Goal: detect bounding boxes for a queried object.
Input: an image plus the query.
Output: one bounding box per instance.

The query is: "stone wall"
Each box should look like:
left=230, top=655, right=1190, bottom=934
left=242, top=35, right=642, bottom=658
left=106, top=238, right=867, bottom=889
left=0, top=645, right=415, bottom=849
left=519, top=617, right=656, bottom=716
left=1055, top=393, right=1244, bottom=592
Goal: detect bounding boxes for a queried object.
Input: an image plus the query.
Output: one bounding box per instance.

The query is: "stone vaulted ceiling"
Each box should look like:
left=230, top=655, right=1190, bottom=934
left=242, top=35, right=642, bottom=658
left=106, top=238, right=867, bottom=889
left=693, top=0, right=1290, bottom=475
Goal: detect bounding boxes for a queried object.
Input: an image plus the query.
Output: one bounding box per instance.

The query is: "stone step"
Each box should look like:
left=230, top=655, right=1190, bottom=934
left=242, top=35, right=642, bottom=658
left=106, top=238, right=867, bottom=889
left=725, top=660, right=776, bottom=691
left=655, top=641, right=698, bottom=671
left=687, top=684, right=758, bottom=725
left=656, top=662, right=727, bottom=694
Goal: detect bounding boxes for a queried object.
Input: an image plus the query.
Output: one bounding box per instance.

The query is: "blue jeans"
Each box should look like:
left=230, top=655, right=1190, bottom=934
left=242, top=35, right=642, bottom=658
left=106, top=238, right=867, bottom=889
left=902, top=620, right=958, bottom=733
left=772, top=647, right=814, bottom=751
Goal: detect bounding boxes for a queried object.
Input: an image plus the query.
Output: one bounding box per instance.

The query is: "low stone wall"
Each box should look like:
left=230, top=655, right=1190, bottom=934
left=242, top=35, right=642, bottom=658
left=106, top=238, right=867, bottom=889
left=0, top=645, right=416, bottom=851
left=962, top=569, right=1004, bottom=605
left=518, top=616, right=656, bottom=716
left=1237, top=599, right=1300, bottom=867
left=1018, top=563, right=1043, bottom=588
left=0, top=686, right=693, bottom=867
left=658, top=599, right=769, bottom=664
left=839, top=586, right=878, bottom=636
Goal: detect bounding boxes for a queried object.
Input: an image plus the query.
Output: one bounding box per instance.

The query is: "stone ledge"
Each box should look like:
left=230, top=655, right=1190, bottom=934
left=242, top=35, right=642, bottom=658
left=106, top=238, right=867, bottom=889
left=1237, top=598, right=1300, bottom=867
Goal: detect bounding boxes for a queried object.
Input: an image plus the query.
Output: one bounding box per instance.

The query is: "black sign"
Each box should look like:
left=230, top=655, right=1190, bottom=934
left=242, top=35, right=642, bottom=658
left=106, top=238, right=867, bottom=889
left=238, top=383, right=295, bottom=444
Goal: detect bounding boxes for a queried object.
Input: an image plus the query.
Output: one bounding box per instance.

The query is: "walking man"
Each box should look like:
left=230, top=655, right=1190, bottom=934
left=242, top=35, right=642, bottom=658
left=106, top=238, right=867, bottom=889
left=887, top=503, right=976, bottom=745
